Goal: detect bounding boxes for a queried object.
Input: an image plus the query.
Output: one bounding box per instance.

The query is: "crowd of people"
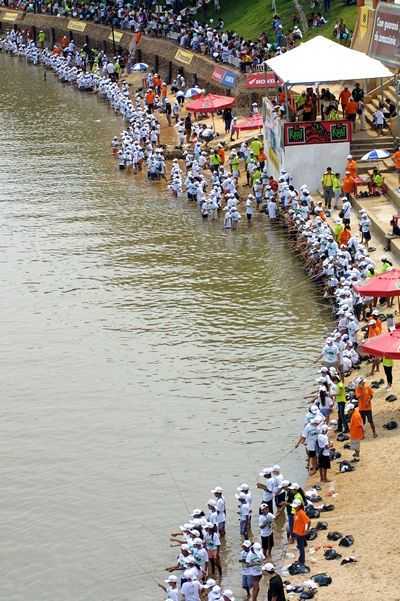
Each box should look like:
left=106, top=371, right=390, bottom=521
left=2, top=29, right=394, bottom=601
left=0, top=0, right=352, bottom=73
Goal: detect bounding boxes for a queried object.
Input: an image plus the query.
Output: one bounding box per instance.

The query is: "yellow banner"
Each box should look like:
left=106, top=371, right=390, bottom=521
left=2, top=11, right=18, bottom=22
left=174, top=48, right=193, bottom=65
left=108, top=30, right=124, bottom=43
left=67, top=19, right=87, bottom=33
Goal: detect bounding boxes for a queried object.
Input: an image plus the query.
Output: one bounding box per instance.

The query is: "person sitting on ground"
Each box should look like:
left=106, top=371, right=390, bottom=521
left=368, top=167, right=387, bottom=195
left=383, top=97, right=396, bottom=120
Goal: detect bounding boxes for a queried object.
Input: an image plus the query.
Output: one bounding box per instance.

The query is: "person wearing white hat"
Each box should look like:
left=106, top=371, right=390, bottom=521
left=246, top=542, right=265, bottom=601
left=236, top=492, right=250, bottom=539
left=259, top=504, right=275, bottom=559
left=158, top=574, right=179, bottom=601
left=181, top=570, right=203, bottom=601
left=222, top=589, right=235, bottom=601
left=295, top=416, right=321, bottom=475
left=239, top=540, right=253, bottom=598
left=165, top=543, right=191, bottom=573
left=207, top=499, right=219, bottom=526
left=211, top=487, right=226, bottom=536
left=192, top=538, right=209, bottom=578
left=256, top=467, right=274, bottom=513
left=208, top=584, right=222, bottom=601
left=204, top=523, right=222, bottom=577
left=262, top=562, right=286, bottom=601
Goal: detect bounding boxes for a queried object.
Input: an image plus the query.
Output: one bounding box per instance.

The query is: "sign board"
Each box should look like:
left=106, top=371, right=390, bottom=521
left=67, top=19, right=87, bottom=33
left=1, top=10, right=18, bottom=22
left=283, top=120, right=351, bottom=146
left=369, top=2, right=400, bottom=67
left=245, top=71, right=281, bottom=89
left=108, top=30, right=124, bottom=43
left=212, top=66, right=238, bottom=88
left=174, top=48, right=193, bottom=65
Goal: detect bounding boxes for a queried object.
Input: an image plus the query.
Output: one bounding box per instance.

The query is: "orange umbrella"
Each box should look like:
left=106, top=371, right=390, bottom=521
left=185, top=93, right=235, bottom=113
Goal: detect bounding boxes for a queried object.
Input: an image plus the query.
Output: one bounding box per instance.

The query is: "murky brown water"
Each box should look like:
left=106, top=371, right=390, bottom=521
left=0, top=53, right=332, bottom=600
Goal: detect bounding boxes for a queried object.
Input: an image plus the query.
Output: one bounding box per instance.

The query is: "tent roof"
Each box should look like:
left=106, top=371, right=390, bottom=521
left=266, top=36, right=392, bottom=85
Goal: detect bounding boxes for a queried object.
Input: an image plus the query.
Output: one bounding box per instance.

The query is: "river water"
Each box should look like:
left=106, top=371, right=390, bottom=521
left=0, top=53, right=332, bottom=601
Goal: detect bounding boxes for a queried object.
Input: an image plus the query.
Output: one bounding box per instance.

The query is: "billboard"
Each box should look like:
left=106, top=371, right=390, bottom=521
left=211, top=66, right=238, bottom=88
left=245, top=71, right=281, bottom=89
left=283, top=120, right=352, bottom=146
left=369, top=2, right=400, bottom=67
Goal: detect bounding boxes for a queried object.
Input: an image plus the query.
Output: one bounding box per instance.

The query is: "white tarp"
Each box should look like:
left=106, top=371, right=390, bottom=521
left=266, top=35, right=392, bottom=85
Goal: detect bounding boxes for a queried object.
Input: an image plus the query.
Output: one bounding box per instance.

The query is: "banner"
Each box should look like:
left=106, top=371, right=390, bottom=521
left=212, top=66, right=238, bottom=88
left=283, top=120, right=351, bottom=146
left=245, top=71, right=281, bottom=89
left=67, top=19, right=87, bottom=33
left=369, top=2, right=400, bottom=67
left=1, top=10, right=18, bottom=22
left=359, top=6, right=370, bottom=40
left=108, top=30, right=124, bottom=43
left=174, top=48, right=193, bottom=65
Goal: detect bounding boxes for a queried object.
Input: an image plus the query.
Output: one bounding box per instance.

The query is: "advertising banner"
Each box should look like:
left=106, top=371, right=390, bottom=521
left=1, top=10, right=18, bottom=22
left=369, top=2, right=400, bottom=67
left=174, top=48, right=194, bottom=65
left=67, top=19, right=87, bottom=33
left=211, top=66, right=238, bottom=88
left=108, top=30, right=124, bottom=43
left=283, top=120, right=351, bottom=146
left=245, top=71, right=281, bottom=89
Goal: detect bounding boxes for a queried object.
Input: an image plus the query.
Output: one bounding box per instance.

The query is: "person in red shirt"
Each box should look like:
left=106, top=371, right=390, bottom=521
left=292, top=501, right=310, bottom=565
left=355, top=377, right=377, bottom=438
left=346, top=155, right=357, bottom=178
left=346, top=403, right=365, bottom=460
left=339, top=86, right=351, bottom=116
left=269, top=176, right=278, bottom=192
left=392, top=146, right=400, bottom=191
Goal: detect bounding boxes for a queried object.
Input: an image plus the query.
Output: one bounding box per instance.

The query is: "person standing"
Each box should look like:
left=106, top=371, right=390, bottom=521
left=185, top=113, right=192, bottom=144
left=262, top=563, right=286, bottom=601
left=292, top=501, right=310, bottom=565
left=355, top=377, right=377, bottom=438
left=321, top=167, right=334, bottom=210
left=339, top=86, right=351, bottom=116
left=239, top=540, right=253, bottom=599
left=383, top=356, right=393, bottom=390
left=335, top=375, right=348, bottom=433
left=259, top=504, right=275, bottom=559
left=346, top=403, right=364, bottom=460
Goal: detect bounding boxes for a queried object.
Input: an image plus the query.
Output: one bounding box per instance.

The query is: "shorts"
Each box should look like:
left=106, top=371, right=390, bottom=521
left=261, top=533, right=274, bottom=553
left=351, top=440, right=360, bottom=451
left=319, top=454, right=331, bottom=469
left=360, top=410, right=374, bottom=424
left=363, top=230, right=371, bottom=241
left=307, top=449, right=316, bottom=458
left=242, top=574, right=253, bottom=590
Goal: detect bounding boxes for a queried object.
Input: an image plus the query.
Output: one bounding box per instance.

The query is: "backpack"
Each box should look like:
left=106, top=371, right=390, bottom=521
left=311, top=573, right=332, bottom=586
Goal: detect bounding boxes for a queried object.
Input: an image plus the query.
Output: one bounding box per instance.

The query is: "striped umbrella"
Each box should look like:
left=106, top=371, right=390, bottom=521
left=132, top=62, right=149, bottom=72
left=360, top=149, right=391, bottom=161
left=184, top=87, right=203, bottom=99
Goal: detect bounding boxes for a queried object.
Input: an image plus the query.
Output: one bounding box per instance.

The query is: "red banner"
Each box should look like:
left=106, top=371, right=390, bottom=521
left=369, top=2, right=400, bottom=67
left=245, top=72, right=281, bottom=89
left=283, top=120, right=352, bottom=146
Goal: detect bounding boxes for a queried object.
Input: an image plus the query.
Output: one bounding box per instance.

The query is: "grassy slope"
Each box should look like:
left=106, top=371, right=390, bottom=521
left=206, top=0, right=357, bottom=43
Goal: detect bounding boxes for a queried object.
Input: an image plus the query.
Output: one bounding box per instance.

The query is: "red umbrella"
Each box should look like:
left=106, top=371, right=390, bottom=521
left=360, top=329, right=400, bottom=359
left=353, top=269, right=400, bottom=297
left=232, top=114, right=263, bottom=132
left=185, top=93, right=235, bottom=113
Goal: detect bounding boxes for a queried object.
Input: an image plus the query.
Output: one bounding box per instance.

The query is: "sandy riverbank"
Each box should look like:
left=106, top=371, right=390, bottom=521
left=280, top=209, right=400, bottom=601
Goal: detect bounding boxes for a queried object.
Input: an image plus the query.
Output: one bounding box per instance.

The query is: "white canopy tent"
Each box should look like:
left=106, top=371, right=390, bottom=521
left=266, top=35, right=392, bottom=85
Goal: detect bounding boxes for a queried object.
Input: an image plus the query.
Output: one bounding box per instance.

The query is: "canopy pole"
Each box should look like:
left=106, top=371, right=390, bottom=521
left=284, top=84, right=289, bottom=120
left=380, top=78, right=384, bottom=106
left=212, top=112, right=215, bottom=133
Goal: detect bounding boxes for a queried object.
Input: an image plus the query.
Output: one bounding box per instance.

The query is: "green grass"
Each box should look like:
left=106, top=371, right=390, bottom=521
left=203, top=0, right=357, bottom=44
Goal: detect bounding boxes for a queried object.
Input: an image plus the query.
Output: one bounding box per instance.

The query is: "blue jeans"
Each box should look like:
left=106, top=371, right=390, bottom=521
left=296, top=534, right=306, bottom=564
left=240, top=519, right=249, bottom=538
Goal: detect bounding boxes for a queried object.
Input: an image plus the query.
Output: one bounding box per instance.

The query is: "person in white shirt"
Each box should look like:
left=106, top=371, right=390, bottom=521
left=211, top=486, right=226, bottom=536
left=246, top=542, right=264, bottom=601
left=239, top=540, right=253, bottom=597
left=236, top=492, right=250, bottom=539
left=159, top=574, right=179, bottom=601
left=259, top=504, right=275, bottom=559
left=207, top=499, right=218, bottom=526
left=181, top=573, right=203, bottom=601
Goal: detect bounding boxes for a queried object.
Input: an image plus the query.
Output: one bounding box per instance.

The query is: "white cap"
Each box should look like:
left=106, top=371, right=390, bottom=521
left=238, top=483, right=249, bottom=491
left=205, top=578, right=217, bottom=588
left=259, top=467, right=273, bottom=476
left=252, top=542, right=262, bottom=551
left=347, top=154, right=353, bottom=159
left=242, top=539, right=252, bottom=547
left=345, top=403, right=355, bottom=414
left=291, top=500, right=302, bottom=508
left=289, top=482, right=300, bottom=490
left=222, top=590, right=235, bottom=601
left=211, top=486, right=224, bottom=494
left=272, top=464, right=281, bottom=472
left=262, top=562, right=275, bottom=573
left=235, top=492, right=247, bottom=500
